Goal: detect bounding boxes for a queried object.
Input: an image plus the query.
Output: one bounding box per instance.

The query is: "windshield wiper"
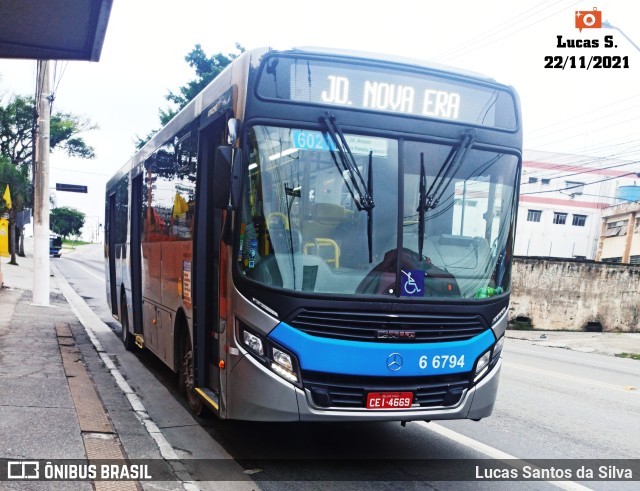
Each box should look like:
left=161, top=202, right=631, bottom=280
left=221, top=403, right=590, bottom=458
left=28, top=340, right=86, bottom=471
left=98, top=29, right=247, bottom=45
left=417, top=129, right=476, bottom=259
left=367, top=151, right=374, bottom=263
left=321, top=113, right=375, bottom=212
left=425, top=129, right=475, bottom=210
left=417, top=153, right=427, bottom=259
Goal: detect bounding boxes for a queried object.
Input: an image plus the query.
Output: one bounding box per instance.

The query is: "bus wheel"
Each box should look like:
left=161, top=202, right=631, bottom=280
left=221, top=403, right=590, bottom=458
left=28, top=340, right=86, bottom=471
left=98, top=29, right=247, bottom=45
left=179, top=334, right=204, bottom=416
left=121, top=293, right=136, bottom=351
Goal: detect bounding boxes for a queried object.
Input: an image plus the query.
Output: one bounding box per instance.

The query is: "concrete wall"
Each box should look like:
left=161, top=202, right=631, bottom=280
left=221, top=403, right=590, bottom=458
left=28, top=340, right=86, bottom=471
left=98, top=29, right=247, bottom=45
left=510, top=257, right=640, bottom=332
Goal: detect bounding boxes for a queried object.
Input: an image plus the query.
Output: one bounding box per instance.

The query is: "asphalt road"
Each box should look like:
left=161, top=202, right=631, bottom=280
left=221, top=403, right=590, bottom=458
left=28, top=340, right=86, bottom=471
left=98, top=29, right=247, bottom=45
left=55, top=245, right=640, bottom=491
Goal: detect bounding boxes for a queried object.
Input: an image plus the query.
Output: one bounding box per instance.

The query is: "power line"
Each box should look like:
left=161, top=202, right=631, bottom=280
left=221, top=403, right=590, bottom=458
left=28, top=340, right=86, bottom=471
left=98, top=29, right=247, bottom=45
left=520, top=147, right=640, bottom=185
left=526, top=114, right=640, bottom=155
left=521, top=170, right=640, bottom=196
left=430, top=0, right=561, bottom=61
left=525, top=92, right=640, bottom=137
left=50, top=165, right=110, bottom=177
left=431, top=0, right=582, bottom=62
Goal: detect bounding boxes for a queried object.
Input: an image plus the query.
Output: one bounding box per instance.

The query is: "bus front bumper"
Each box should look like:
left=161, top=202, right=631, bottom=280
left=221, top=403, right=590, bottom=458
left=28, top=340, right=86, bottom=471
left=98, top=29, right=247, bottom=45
left=225, top=353, right=501, bottom=422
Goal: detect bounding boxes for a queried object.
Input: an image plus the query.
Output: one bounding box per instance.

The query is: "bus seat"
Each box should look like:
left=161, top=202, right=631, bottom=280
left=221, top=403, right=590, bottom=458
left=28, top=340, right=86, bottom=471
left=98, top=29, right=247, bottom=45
left=267, top=212, right=289, bottom=230
left=304, top=238, right=340, bottom=268
left=434, top=235, right=491, bottom=270
left=253, top=253, right=336, bottom=292
left=427, top=235, right=493, bottom=297
left=303, top=203, right=349, bottom=240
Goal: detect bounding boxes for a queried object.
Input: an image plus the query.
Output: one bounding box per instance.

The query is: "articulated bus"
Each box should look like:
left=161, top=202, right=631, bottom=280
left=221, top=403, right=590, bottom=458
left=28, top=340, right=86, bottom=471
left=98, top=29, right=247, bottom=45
left=105, top=47, right=521, bottom=422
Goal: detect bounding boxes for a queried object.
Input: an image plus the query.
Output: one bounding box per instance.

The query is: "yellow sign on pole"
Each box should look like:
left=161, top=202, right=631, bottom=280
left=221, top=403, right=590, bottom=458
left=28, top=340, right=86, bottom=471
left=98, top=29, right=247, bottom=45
left=0, top=217, right=8, bottom=257
left=3, top=184, right=11, bottom=209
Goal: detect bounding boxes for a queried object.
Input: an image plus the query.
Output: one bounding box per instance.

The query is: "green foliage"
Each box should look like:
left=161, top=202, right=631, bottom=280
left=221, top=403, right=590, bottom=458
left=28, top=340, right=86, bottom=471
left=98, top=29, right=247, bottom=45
left=166, top=43, right=245, bottom=115
left=0, top=95, right=97, bottom=171
left=0, top=155, right=30, bottom=212
left=50, top=206, right=86, bottom=239
left=50, top=111, right=97, bottom=159
left=0, top=95, right=34, bottom=167
left=135, top=43, right=245, bottom=149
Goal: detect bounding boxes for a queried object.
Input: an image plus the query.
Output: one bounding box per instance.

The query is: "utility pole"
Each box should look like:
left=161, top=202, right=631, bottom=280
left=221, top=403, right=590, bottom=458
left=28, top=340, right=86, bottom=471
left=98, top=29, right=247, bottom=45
left=33, top=60, right=51, bottom=306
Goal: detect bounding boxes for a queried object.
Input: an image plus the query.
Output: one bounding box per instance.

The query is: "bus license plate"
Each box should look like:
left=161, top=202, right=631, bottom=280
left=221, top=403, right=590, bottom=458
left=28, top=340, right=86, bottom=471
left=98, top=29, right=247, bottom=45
left=366, top=392, right=413, bottom=409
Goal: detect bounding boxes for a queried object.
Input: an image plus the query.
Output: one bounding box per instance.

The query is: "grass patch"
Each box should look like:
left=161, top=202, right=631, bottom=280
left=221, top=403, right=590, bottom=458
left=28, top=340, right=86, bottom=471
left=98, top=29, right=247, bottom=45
left=62, top=239, right=91, bottom=246
left=615, top=352, right=640, bottom=361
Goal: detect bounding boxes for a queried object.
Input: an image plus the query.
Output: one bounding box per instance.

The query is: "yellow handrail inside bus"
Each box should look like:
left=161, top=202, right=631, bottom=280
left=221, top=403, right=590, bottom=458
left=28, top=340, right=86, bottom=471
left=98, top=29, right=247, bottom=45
left=304, top=238, right=340, bottom=269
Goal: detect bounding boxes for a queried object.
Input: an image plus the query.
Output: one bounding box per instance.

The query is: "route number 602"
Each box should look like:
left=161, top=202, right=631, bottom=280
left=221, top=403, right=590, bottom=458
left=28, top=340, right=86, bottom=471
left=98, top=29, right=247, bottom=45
left=419, top=354, right=465, bottom=370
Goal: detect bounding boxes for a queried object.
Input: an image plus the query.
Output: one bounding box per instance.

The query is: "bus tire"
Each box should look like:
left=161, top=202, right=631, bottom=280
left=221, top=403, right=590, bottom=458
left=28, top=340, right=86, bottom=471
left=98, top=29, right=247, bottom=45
left=179, top=332, right=204, bottom=417
left=121, top=292, right=136, bottom=351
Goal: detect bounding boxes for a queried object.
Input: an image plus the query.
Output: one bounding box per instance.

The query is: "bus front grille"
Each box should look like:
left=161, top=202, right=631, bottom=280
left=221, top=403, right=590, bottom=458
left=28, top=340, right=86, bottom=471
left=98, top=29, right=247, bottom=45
left=302, top=371, right=471, bottom=409
left=288, top=309, right=486, bottom=342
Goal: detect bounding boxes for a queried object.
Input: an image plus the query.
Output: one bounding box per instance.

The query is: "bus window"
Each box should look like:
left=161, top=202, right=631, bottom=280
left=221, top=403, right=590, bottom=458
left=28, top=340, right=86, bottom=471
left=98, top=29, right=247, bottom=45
left=402, top=141, right=518, bottom=297
left=238, top=125, right=398, bottom=294
left=142, top=128, right=196, bottom=242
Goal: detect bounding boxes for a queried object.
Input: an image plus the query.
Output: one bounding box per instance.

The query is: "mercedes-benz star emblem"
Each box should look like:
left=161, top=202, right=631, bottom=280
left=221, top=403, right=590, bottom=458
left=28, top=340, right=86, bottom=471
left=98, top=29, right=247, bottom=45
left=386, top=353, right=403, bottom=371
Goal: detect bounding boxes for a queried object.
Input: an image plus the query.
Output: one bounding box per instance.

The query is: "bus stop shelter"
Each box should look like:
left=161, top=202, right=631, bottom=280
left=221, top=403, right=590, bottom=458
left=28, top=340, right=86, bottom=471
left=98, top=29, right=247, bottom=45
left=0, top=0, right=112, bottom=61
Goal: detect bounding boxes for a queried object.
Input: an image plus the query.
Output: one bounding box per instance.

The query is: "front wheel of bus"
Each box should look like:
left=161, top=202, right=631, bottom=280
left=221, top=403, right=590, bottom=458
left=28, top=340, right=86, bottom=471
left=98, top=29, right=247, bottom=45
left=179, top=334, right=204, bottom=416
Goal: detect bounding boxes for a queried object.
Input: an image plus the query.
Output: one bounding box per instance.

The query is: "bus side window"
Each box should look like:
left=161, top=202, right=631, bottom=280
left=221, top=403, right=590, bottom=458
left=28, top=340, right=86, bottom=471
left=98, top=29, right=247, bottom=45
left=173, top=129, right=197, bottom=239
left=143, top=126, right=197, bottom=242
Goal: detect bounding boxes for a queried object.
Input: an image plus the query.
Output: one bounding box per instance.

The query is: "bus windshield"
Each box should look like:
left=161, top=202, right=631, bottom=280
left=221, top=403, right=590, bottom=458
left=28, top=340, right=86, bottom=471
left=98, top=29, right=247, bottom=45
left=238, top=124, right=519, bottom=299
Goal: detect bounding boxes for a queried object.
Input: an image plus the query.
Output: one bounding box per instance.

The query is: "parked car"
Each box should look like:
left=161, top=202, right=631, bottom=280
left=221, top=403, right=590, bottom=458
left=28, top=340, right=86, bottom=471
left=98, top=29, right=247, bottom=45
left=50, top=236, right=62, bottom=258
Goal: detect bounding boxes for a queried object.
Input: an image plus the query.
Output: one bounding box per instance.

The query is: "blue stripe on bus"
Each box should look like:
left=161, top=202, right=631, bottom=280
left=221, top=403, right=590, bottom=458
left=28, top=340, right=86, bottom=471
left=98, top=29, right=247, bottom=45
left=268, top=323, right=495, bottom=377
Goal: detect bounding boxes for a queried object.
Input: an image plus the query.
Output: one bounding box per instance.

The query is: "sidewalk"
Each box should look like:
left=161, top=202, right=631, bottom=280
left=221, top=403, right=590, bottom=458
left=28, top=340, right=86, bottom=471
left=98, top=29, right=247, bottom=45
left=0, top=250, right=254, bottom=490
left=505, top=329, right=640, bottom=358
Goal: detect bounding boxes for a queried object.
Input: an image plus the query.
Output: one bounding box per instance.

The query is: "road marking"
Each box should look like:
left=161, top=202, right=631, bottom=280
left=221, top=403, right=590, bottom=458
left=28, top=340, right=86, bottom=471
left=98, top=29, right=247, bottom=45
left=51, top=264, right=200, bottom=491
left=504, top=362, right=638, bottom=394
left=64, top=258, right=106, bottom=283
left=417, top=422, right=593, bottom=491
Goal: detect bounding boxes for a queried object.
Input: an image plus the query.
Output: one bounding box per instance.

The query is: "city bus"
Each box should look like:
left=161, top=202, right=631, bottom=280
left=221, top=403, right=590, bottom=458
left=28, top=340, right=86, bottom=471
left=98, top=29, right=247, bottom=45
left=105, top=47, right=521, bottom=422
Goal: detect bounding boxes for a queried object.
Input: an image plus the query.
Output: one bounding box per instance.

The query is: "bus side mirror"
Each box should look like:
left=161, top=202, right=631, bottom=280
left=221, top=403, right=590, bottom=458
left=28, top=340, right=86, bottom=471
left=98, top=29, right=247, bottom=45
left=213, top=146, right=244, bottom=210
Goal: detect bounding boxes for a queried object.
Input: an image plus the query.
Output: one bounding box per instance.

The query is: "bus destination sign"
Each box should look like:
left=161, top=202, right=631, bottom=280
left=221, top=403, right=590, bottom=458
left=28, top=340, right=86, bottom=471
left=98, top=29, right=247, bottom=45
left=257, top=56, right=517, bottom=130
left=311, top=74, right=462, bottom=121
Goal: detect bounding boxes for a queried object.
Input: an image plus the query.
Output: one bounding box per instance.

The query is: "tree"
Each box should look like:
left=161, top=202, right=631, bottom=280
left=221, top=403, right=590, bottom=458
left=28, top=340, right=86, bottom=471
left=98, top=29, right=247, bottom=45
left=0, top=95, right=96, bottom=172
left=136, top=43, right=245, bottom=148
left=50, top=206, right=85, bottom=239
left=0, top=94, right=96, bottom=260
left=0, top=156, right=29, bottom=211
left=0, top=156, right=31, bottom=264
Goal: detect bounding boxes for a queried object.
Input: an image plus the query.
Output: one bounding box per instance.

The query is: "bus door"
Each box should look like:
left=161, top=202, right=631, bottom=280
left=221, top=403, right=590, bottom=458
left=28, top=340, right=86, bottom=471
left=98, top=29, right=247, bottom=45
left=130, top=173, right=144, bottom=336
left=107, top=192, right=118, bottom=315
left=193, top=117, right=227, bottom=408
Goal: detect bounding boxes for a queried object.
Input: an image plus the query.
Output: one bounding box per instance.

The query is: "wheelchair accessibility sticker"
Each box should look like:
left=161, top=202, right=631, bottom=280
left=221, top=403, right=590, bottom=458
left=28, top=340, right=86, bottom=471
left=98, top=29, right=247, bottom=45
left=401, top=270, right=424, bottom=297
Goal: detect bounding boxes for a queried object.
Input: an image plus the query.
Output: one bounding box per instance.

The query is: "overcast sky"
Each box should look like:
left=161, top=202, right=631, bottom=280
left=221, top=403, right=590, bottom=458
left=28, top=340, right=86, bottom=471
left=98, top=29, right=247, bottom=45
left=1, top=0, right=639, bottom=240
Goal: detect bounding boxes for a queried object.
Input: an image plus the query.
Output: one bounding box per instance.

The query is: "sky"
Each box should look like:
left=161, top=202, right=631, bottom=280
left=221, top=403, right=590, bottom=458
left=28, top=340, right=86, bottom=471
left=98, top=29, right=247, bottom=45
left=0, top=0, right=639, bottom=241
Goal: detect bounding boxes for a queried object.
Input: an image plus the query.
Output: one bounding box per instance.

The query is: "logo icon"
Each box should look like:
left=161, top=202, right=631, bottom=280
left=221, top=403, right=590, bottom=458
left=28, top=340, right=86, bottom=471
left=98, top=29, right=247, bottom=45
left=575, top=7, right=602, bottom=32
left=377, top=330, right=416, bottom=340
left=7, top=461, right=40, bottom=479
left=386, top=352, right=403, bottom=371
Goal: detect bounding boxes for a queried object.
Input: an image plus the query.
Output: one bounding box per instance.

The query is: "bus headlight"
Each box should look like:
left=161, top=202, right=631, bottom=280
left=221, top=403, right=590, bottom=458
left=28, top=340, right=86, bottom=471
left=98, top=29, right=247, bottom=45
left=271, top=346, right=299, bottom=384
left=492, top=335, right=505, bottom=362
left=238, top=322, right=301, bottom=386
left=474, top=335, right=505, bottom=382
left=242, top=330, right=264, bottom=356
left=474, top=350, right=492, bottom=382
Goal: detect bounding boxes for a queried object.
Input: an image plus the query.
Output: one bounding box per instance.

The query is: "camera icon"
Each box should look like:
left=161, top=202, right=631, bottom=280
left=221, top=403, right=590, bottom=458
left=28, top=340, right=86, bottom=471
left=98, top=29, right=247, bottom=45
left=575, top=7, right=602, bottom=31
